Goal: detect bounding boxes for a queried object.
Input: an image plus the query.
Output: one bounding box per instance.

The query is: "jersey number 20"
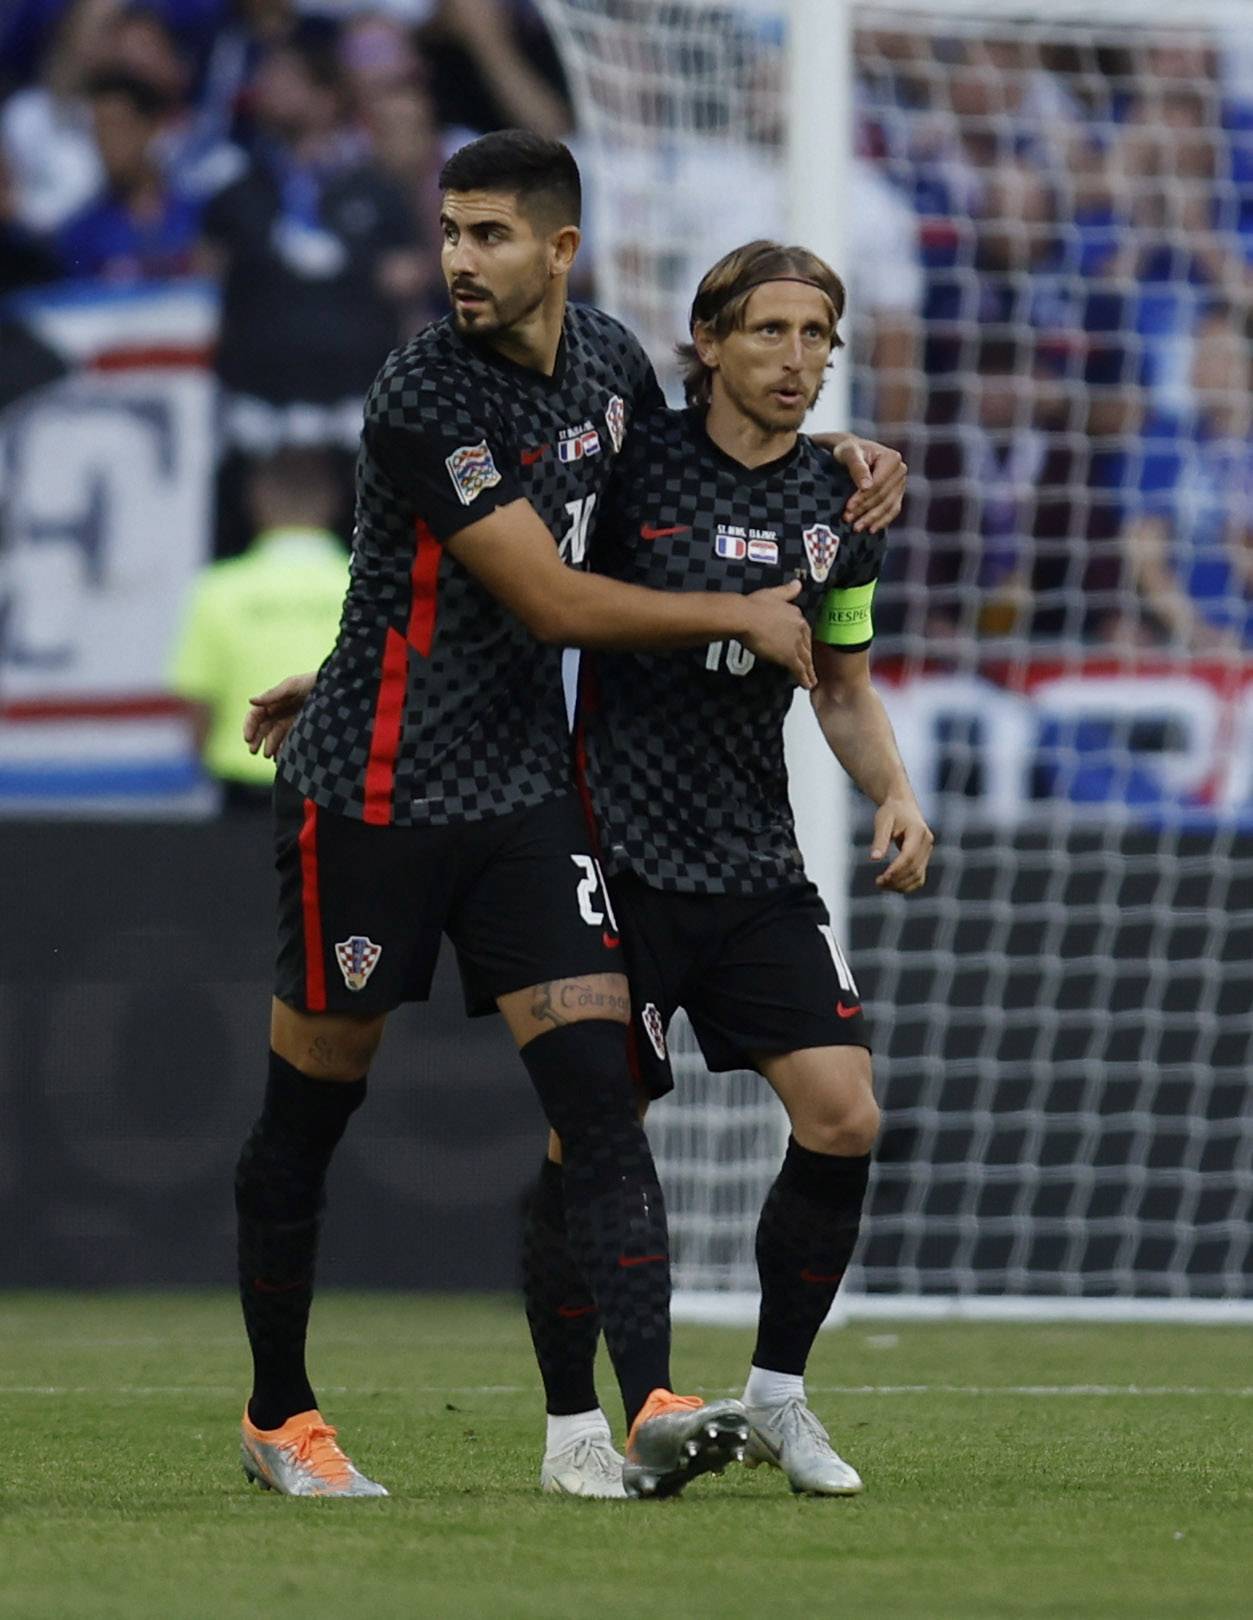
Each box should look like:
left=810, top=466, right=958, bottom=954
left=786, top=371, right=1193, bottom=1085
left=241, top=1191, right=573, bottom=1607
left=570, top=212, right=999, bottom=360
left=562, top=495, right=598, bottom=565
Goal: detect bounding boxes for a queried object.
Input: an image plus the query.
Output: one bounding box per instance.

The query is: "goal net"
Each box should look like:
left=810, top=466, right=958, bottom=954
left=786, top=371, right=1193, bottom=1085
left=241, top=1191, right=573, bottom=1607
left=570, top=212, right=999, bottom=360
left=536, top=0, right=1253, bottom=1318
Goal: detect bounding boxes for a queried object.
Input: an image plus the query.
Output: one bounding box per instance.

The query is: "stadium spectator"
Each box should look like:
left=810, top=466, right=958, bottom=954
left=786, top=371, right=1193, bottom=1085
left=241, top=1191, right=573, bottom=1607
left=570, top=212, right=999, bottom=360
left=890, top=336, right=1130, bottom=646
left=57, top=70, right=201, bottom=279
left=168, top=446, right=349, bottom=810
left=0, top=0, right=114, bottom=233
left=97, top=3, right=243, bottom=194
left=198, top=32, right=421, bottom=553
left=417, top=0, right=571, bottom=140
left=359, top=81, right=445, bottom=326
left=187, top=0, right=297, bottom=157
left=104, top=3, right=191, bottom=101
left=338, top=11, right=422, bottom=118
left=1116, top=304, right=1253, bottom=651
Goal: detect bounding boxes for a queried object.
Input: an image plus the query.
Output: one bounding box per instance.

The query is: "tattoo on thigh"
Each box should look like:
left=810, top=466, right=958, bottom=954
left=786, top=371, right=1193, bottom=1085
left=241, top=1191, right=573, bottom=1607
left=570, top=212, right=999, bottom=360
left=529, top=978, right=630, bottom=1030
left=529, top=982, right=567, bottom=1030
left=308, top=1034, right=337, bottom=1072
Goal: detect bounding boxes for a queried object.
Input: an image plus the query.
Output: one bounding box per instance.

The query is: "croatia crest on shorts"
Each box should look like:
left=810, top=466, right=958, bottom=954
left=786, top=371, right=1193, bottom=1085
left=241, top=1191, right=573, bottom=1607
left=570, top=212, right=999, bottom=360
left=641, top=1002, right=667, bottom=1061
left=445, top=440, right=502, bottom=506
left=335, top=935, right=382, bottom=992
left=803, top=523, right=841, bottom=583
left=605, top=394, right=626, bottom=454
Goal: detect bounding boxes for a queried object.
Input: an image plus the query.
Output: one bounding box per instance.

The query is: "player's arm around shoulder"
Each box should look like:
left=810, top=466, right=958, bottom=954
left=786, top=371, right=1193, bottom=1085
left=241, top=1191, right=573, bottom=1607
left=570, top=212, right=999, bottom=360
left=809, top=433, right=908, bottom=534
left=811, top=642, right=934, bottom=895
left=445, top=502, right=817, bottom=687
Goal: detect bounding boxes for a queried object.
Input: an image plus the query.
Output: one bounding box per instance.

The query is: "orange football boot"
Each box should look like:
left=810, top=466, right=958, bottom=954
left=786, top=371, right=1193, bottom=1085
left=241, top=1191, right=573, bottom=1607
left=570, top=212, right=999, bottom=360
left=240, top=1408, right=388, bottom=1497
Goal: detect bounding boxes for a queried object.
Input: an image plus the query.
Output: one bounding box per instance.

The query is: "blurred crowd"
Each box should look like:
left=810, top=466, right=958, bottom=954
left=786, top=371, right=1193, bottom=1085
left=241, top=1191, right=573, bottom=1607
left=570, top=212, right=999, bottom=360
left=856, top=26, right=1253, bottom=653
left=3, top=4, right=1253, bottom=663
left=0, top=0, right=572, bottom=553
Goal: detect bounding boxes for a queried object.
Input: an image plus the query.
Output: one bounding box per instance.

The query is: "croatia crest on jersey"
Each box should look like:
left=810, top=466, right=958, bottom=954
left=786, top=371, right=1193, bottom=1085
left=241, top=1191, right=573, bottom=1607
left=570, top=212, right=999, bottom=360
left=335, top=935, right=382, bottom=992
left=641, top=1002, right=667, bottom=1061
left=803, top=523, right=841, bottom=583
left=445, top=440, right=502, bottom=506
left=605, top=394, right=626, bottom=454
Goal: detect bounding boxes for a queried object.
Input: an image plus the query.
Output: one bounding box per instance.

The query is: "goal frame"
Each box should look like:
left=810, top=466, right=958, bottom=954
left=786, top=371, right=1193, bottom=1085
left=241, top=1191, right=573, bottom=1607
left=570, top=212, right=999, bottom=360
left=536, top=0, right=1253, bottom=1326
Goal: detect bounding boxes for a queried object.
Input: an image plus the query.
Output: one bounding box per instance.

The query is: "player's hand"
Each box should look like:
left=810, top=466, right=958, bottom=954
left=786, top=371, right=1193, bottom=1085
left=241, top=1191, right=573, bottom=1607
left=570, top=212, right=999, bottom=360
left=871, top=795, right=934, bottom=893
left=740, top=579, right=816, bottom=689
left=833, top=436, right=908, bottom=534
left=243, top=670, right=317, bottom=759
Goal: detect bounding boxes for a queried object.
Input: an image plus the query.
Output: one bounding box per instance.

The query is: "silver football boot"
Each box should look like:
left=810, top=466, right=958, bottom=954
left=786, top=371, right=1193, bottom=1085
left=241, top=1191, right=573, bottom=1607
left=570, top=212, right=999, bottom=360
left=240, top=1408, right=389, bottom=1497
left=744, top=1397, right=863, bottom=1495
left=623, top=1390, right=750, bottom=1499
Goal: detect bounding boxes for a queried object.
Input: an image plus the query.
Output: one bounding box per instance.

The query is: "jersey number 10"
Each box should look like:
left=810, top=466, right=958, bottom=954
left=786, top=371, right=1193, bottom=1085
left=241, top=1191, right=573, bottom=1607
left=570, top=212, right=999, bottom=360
left=705, top=639, right=756, bottom=676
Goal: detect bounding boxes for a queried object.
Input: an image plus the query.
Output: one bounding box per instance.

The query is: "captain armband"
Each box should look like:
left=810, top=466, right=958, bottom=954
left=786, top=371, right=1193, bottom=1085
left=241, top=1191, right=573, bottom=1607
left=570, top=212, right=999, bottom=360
left=814, top=580, right=877, bottom=650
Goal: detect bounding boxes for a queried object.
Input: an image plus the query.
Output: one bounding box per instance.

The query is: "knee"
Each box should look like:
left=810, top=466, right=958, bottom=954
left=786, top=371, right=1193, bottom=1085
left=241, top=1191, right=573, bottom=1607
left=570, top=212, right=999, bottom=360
left=799, top=1094, right=881, bottom=1158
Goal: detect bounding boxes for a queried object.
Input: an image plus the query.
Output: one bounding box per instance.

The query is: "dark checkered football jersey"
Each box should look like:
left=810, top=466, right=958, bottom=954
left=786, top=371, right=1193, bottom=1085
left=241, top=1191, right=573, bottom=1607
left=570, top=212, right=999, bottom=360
left=279, top=305, right=661, bottom=825
left=580, top=407, right=886, bottom=895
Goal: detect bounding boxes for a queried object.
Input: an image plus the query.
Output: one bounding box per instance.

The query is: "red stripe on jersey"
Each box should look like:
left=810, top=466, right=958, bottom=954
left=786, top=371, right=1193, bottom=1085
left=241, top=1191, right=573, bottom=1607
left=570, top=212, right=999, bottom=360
left=406, top=519, right=443, bottom=656
left=363, top=627, right=408, bottom=825
left=571, top=658, right=603, bottom=852
left=298, top=798, right=327, bottom=1012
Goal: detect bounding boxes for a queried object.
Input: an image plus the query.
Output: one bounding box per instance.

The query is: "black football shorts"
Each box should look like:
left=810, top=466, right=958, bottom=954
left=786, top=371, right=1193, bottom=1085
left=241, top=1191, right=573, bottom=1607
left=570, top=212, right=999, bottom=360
left=274, top=779, right=625, bottom=1017
left=609, top=872, right=870, bottom=1099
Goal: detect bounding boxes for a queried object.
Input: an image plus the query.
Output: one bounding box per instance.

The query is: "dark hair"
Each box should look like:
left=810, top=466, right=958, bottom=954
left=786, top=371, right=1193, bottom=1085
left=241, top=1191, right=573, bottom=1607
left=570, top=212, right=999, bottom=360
left=677, top=240, right=845, bottom=407
left=83, top=70, right=172, bottom=120
left=439, top=130, right=581, bottom=228
left=247, top=447, right=340, bottom=521
left=270, top=35, right=345, bottom=98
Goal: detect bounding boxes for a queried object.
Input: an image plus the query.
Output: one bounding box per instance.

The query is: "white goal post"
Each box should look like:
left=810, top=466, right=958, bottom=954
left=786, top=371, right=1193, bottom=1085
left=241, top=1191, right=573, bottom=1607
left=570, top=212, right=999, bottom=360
left=536, top=0, right=1253, bottom=1324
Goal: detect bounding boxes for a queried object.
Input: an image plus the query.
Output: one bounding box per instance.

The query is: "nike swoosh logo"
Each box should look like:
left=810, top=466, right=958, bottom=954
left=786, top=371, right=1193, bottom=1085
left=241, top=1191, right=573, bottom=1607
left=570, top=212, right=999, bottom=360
left=800, top=1267, right=844, bottom=1285
left=639, top=523, right=690, bottom=540
left=557, top=1303, right=598, bottom=1319
left=617, top=1253, right=666, bottom=1268
left=836, top=1002, right=860, bottom=1019
left=521, top=446, right=546, bottom=465
left=602, top=931, right=620, bottom=949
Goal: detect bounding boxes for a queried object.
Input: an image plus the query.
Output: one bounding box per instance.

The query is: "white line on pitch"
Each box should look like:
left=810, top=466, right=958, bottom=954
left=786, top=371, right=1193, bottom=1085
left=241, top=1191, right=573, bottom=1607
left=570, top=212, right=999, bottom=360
left=0, top=1384, right=529, bottom=1397
left=1, top=1383, right=1251, bottom=1398
left=805, top=1384, right=1253, bottom=1397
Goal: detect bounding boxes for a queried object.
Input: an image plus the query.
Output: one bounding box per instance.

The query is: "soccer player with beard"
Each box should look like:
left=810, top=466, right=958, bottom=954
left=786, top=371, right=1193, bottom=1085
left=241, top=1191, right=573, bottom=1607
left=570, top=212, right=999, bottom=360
left=525, top=240, right=933, bottom=1499
left=234, top=133, right=904, bottom=1502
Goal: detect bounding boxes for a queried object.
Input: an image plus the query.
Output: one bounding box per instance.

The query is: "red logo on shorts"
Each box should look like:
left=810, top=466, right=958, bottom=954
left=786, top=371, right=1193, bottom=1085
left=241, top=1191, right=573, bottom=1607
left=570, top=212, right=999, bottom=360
left=603, top=930, right=620, bottom=949
left=836, top=1002, right=860, bottom=1019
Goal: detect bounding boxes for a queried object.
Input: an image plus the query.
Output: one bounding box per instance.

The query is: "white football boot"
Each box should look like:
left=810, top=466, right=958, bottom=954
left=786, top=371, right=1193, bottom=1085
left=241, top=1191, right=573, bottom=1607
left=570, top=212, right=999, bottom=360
left=540, top=1426, right=628, bottom=1499
left=744, top=1398, right=863, bottom=1495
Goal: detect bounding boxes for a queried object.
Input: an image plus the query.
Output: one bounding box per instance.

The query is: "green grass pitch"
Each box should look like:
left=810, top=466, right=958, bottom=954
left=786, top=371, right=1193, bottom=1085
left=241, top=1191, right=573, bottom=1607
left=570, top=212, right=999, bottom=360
left=0, top=1294, right=1248, bottom=1619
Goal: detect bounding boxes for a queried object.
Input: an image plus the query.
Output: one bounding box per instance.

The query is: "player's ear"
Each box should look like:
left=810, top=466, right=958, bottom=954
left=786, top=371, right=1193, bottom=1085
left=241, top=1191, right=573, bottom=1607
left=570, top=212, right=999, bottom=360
left=548, top=224, right=581, bottom=278
left=692, top=320, right=720, bottom=373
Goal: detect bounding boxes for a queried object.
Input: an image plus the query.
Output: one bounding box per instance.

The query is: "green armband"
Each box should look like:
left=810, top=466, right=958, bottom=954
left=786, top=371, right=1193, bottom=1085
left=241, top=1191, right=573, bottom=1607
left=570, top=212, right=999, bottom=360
left=815, top=580, right=877, bottom=647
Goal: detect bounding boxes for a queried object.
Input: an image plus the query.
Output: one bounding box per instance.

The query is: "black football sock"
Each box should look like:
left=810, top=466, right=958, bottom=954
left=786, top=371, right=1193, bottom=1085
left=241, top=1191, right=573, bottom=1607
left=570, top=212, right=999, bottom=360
left=522, top=1156, right=602, bottom=1418
left=234, top=1050, right=366, bottom=1431
left=520, top=1021, right=671, bottom=1428
left=751, top=1139, right=871, bottom=1378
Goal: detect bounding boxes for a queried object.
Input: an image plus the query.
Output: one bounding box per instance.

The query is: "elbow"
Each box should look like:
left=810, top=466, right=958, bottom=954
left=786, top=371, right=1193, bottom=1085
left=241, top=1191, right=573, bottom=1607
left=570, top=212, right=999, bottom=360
left=517, top=600, right=572, bottom=646
left=811, top=677, right=861, bottom=718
